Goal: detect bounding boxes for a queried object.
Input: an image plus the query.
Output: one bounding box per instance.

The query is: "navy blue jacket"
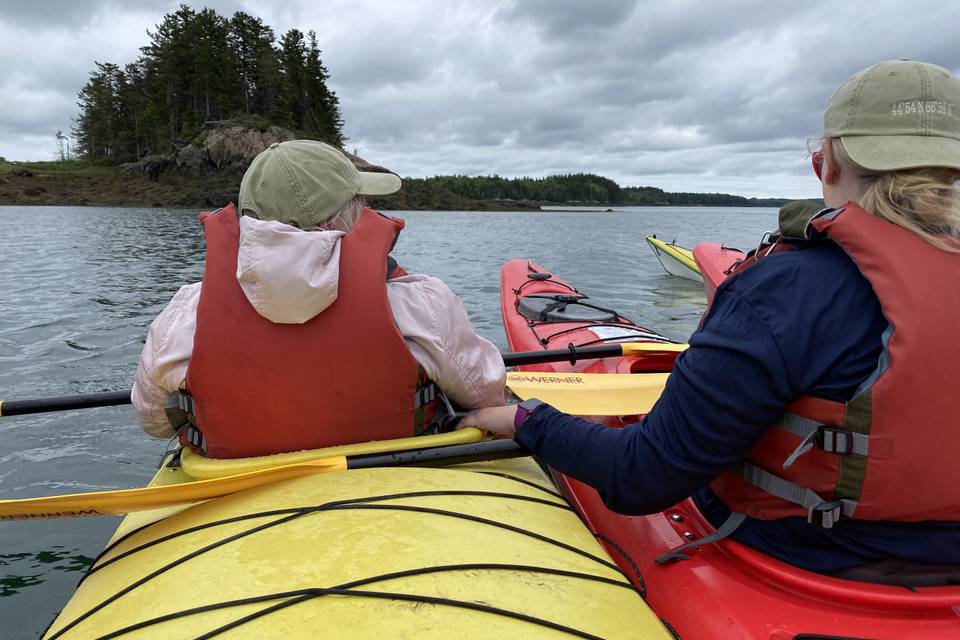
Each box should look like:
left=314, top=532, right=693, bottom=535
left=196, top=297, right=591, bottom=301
left=516, top=240, right=960, bottom=572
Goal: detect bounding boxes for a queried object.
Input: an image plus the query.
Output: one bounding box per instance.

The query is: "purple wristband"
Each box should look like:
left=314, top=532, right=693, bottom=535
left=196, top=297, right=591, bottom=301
left=514, top=398, right=544, bottom=432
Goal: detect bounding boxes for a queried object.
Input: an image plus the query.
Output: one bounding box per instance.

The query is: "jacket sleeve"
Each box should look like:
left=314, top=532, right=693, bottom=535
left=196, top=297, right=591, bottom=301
left=516, top=289, right=793, bottom=514
left=387, top=276, right=506, bottom=409
left=131, top=283, right=201, bottom=438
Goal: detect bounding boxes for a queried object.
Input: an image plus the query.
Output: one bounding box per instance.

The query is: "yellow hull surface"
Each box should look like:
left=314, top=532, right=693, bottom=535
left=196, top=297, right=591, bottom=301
left=644, top=236, right=702, bottom=283
left=44, top=457, right=671, bottom=639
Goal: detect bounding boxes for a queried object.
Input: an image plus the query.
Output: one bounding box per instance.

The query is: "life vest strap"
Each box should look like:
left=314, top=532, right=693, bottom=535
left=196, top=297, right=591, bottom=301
left=778, top=411, right=873, bottom=470
left=174, top=381, right=440, bottom=457
left=166, top=390, right=208, bottom=454
left=655, top=512, right=747, bottom=564
left=735, top=461, right=858, bottom=528
left=657, top=447, right=863, bottom=563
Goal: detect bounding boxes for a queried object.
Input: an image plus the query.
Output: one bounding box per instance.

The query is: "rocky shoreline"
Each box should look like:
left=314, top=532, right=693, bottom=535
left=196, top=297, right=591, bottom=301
left=0, top=171, right=543, bottom=211
left=0, top=171, right=241, bottom=208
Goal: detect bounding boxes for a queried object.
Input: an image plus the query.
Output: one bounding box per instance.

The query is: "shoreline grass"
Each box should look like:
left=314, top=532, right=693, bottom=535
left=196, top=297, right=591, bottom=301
left=0, top=159, right=116, bottom=177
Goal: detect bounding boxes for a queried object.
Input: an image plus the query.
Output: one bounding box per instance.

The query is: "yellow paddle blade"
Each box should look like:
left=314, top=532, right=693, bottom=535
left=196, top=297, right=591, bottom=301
left=620, top=342, right=688, bottom=355
left=506, top=372, right=670, bottom=416
left=0, top=456, right=347, bottom=520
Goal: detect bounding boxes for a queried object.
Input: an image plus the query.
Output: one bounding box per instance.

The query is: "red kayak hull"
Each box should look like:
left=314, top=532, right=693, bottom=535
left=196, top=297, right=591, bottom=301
left=500, top=258, right=960, bottom=639
left=692, top=242, right=745, bottom=305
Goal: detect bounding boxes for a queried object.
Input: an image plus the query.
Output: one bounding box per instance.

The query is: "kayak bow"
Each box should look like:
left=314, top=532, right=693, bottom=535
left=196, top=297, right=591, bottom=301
left=644, top=236, right=702, bottom=282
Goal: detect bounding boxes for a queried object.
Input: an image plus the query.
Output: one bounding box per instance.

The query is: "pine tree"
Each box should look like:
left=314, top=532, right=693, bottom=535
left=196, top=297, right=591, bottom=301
left=278, top=29, right=308, bottom=129
left=304, top=31, right=344, bottom=146
left=73, top=5, right=346, bottom=161
left=229, top=12, right=277, bottom=116
left=74, top=62, right=121, bottom=160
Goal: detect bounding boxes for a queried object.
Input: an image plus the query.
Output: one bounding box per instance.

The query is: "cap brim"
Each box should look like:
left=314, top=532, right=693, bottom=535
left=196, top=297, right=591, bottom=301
left=357, top=171, right=402, bottom=196
left=842, top=135, right=960, bottom=171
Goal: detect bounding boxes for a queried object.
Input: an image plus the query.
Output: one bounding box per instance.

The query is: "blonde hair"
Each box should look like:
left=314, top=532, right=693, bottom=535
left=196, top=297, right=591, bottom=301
left=830, top=138, right=960, bottom=253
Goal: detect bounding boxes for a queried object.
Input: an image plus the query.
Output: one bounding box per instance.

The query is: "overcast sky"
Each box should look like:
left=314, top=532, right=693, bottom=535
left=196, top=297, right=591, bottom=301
left=3, top=0, right=960, bottom=198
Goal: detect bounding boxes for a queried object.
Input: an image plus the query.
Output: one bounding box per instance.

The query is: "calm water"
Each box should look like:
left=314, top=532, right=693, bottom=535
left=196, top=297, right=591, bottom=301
left=0, top=205, right=776, bottom=638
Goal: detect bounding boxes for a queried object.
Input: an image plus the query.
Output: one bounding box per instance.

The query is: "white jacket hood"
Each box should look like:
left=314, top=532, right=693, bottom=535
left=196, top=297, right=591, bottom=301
left=236, top=216, right=344, bottom=324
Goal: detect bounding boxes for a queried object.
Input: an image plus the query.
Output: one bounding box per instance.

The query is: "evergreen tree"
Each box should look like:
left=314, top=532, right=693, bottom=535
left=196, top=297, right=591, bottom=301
left=228, top=12, right=277, bottom=115
left=278, top=29, right=308, bottom=129
left=73, top=4, right=345, bottom=162
left=304, top=31, right=344, bottom=146
left=74, top=62, right=121, bottom=160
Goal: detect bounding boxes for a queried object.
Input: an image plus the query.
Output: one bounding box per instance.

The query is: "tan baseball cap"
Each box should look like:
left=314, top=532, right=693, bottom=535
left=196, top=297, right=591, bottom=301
left=239, top=140, right=401, bottom=228
left=823, top=60, right=960, bottom=172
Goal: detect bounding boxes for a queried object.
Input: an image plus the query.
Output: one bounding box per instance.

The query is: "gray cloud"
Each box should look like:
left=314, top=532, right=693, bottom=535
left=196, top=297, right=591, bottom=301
left=496, top=0, right=639, bottom=36
left=4, top=0, right=960, bottom=197
left=1, top=0, right=149, bottom=28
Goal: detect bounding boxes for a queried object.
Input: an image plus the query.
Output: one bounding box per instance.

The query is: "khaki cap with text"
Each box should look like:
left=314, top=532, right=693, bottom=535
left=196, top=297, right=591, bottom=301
left=239, top=140, right=401, bottom=228
left=823, top=60, right=960, bottom=171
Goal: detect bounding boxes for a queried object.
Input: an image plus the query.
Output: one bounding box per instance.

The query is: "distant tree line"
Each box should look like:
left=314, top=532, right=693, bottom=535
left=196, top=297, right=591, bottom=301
left=620, top=186, right=791, bottom=207
left=74, top=5, right=343, bottom=162
left=403, top=174, right=791, bottom=207
left=424, top=174, right=622, bottom=203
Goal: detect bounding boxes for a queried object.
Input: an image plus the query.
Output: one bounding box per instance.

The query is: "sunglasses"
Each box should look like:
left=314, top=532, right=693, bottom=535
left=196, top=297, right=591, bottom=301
left=812, top=150, right=824, bottom=181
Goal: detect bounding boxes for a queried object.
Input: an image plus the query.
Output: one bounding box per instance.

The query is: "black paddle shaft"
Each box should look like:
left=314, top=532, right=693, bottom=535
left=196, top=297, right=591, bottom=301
left=1, top=343, right=644, bottom=417
left=0, top=391, right=132, bottom=417
left=501, top=343, right=628, bottom=366
left=348, top=439, right=526, bottom=469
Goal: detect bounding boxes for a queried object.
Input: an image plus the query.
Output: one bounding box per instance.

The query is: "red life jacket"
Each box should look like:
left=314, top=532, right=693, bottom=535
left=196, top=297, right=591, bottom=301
left=181, top=204, right=435, bottom=459
left=710, top=202, right=960, bottom=526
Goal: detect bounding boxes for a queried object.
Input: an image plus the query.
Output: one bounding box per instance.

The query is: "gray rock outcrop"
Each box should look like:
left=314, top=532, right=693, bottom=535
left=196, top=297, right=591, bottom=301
left=119, top=120, right=298, bottom=180
left=119, top=154, right=171, bottom=179
left=203, top=124, right=295, bottom=170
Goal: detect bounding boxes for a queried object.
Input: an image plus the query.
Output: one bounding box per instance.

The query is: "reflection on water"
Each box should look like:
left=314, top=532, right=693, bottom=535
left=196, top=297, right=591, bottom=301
left=0, top=548, right=94, bottom=597
left=0, top=204, right=777, bottom=638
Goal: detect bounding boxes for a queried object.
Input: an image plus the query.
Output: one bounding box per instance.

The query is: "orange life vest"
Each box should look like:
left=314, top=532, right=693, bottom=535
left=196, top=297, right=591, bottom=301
left=180, top=204, right=435, bottom=459
left=711, top=202, right=960, bottom=526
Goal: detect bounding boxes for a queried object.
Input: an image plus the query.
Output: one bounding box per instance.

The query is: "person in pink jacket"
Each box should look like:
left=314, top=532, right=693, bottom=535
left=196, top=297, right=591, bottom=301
left=132, top=140, right=505, bottom=446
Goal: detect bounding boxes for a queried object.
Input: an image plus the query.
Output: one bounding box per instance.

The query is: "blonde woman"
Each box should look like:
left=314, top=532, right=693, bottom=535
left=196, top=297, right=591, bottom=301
left=463, top=60, right=960, bottom=585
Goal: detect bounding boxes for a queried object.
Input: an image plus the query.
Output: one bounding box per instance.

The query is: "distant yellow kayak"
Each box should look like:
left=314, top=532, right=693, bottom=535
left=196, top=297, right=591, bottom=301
left=43, top=443, right=673, bottom=639
left=644, top=236, right=702, bottom=282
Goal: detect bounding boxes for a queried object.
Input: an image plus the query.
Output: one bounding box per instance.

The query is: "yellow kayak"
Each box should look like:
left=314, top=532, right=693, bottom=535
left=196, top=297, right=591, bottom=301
left=644, top=236, right=702, bottom=283
left=43, top=435, right=672, bottom=639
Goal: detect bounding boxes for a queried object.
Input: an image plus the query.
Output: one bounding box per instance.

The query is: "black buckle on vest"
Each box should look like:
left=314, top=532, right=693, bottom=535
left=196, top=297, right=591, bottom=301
left=165, top=390, right=196, bottom=433
left=817, top=427, right=854, bottom=454
left=185, top=424, right=207, bottom=455
left=415, top=383, right=437, bottom=409
left=807, top=500, right=844, bottom=528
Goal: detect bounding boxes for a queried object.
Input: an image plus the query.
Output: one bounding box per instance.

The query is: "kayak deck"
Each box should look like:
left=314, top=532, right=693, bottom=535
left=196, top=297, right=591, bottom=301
left=45, top=455, right=671, bottom=639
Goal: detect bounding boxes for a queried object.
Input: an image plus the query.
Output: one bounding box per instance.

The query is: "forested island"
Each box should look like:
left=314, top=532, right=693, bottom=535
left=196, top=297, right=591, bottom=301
left=0, top=5, right=793, bottom=209
left=74, top=5, right=343, bottom=162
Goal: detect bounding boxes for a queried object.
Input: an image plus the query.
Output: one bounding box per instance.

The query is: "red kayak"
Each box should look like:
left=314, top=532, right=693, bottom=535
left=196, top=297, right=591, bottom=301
left=691, top=242, right=745, bottom=304
left=501, top=258, right=960, bottom=639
